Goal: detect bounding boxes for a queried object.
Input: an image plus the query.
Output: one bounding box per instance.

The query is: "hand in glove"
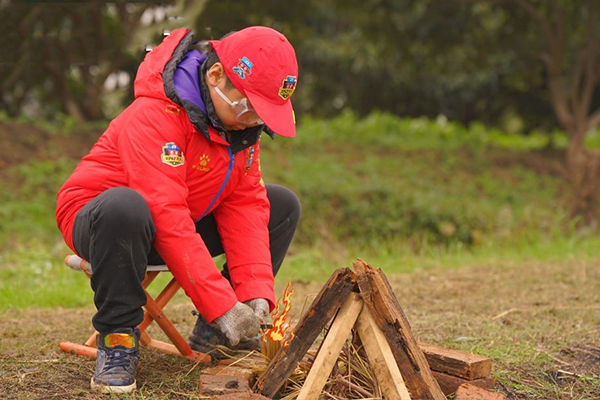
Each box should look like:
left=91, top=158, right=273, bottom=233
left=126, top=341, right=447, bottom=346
left=213, top=302, right=260, bottom=346
left=244, top=298, right=271, bottom=324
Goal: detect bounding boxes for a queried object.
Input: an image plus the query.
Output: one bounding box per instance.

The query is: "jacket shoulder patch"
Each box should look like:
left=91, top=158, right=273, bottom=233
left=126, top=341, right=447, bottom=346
left=161, top=142, right=185, bottom=167
left=165, top=102, right=181, bottom=115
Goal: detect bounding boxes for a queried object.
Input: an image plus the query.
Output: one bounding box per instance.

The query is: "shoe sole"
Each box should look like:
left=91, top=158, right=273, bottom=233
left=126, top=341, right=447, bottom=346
left=91, top=377, right=136, bottom=393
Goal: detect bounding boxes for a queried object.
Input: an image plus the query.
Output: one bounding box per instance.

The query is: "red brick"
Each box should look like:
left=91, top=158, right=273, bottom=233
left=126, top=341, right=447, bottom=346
left=211, top=391, right=270, bottom=400
left=455, top=383, right=506, bottom=400
left=199, top=365, right=255, bottom=397
left=432, top=370, right=496, bottom=396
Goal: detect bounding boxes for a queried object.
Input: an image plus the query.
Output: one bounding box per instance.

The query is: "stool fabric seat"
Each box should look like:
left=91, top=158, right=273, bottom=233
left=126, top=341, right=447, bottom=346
left=65, top=255, right=169, bottom=273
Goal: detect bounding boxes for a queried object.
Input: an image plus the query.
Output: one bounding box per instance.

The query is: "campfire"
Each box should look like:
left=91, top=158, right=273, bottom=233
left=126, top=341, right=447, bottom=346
left=261, top=280, right=296, bottom=360
left=201, top=260, right=501, bottom=400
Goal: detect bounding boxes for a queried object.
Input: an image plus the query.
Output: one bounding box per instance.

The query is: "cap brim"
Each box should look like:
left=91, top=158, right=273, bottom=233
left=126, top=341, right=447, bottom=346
left=245, top=91, right=296, bottom=138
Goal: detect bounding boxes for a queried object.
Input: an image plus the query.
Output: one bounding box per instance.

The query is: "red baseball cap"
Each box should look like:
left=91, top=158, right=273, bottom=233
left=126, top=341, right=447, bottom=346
left=209, top=26, right=298, bottom=137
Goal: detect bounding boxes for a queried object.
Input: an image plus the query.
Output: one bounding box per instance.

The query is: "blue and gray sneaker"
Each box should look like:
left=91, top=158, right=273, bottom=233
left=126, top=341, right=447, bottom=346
left=91, top=327, right=140, bottom=393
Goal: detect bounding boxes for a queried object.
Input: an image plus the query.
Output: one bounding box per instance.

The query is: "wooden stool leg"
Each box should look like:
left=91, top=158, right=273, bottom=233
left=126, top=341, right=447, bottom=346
left=142, top=271, right=160, bottom=288
left=60, top=330, right=99, bottom=358
left=84, top=331, right=99, bottom=347
left=59, top=342, right=98, bottom=358
left=138, top=277, right=180, bottom=332
left=144, top=294, right=196, bottom=357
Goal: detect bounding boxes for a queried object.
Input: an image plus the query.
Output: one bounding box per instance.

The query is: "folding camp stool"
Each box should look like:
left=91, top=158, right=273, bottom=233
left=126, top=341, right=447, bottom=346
left=59, top=254, right=211, bottom=363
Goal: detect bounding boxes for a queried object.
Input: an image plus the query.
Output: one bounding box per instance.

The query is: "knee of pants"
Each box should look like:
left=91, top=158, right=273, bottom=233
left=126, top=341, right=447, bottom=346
left=92, top=187, right=155, bottom=238
left=266, top=184, right=302, bottom=225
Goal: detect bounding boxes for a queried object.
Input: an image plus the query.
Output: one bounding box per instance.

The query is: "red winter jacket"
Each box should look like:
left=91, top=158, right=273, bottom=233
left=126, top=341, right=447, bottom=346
left=56, top=29, right=274, bottom=323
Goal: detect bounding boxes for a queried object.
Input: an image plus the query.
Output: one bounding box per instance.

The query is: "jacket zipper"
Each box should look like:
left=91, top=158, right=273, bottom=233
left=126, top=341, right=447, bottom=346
left=196, top=146, right=234, bottom=221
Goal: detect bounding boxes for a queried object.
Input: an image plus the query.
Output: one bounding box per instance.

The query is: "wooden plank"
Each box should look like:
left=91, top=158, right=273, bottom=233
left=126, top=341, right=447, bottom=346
left=354, top=259, right=446, bottom=400
left=297, top=292, right=364, bottom=400
left=255, top=268, right=357, bottom=398
left=432, top=371, right=496, bottom=397
left=419, top=342, right=492, bottom=380
left=355, top=305, right=411, bottom=400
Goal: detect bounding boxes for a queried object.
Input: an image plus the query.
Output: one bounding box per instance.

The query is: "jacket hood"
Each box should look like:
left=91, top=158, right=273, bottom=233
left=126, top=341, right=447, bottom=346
left=134, top=28, right=193, bottom=102
left=134, top=28, right=214, bottom=137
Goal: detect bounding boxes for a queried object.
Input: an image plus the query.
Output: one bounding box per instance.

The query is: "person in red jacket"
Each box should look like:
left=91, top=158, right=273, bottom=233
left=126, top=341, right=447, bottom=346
left=55, top=26, right=301, bottom=393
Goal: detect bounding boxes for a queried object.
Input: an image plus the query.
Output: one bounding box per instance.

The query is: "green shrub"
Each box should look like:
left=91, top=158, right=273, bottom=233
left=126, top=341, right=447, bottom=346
left=0, top=111, right=572, bottom=253
left=1, top=112, right=597, bottom=308
left=0, top=158, right=77, bottom=246
left=262, top=111, right=568, bottom=250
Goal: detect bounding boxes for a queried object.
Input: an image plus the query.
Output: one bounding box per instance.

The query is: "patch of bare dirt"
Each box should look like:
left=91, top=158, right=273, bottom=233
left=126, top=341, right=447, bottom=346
left=491, top=149, right=567, bottom=178
left=554, top=343, right=600, bottom=377
left=0, top=121, right=101, bottom=169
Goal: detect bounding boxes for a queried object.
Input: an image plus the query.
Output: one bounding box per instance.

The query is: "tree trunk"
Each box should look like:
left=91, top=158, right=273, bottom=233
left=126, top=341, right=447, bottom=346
left=566, top=129, right=600, bottom=226
left=82, top=77, right=104, bottom=121
left=517, top=0, right=600, bottom=226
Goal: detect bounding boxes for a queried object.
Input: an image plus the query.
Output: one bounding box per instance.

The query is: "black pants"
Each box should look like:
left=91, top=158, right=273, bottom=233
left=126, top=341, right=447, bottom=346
left=72, top=184, right=301, bottom=333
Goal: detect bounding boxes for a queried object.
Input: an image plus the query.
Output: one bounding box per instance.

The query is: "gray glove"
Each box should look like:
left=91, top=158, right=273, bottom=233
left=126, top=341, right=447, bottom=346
left=244, top=298, right=270, bottom=324
left=213, top=302, right=260, bottom=346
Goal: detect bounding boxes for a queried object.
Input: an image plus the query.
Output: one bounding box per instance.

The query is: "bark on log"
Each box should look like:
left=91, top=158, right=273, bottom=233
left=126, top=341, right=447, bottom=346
left=354, top=259, right=446, bottom=400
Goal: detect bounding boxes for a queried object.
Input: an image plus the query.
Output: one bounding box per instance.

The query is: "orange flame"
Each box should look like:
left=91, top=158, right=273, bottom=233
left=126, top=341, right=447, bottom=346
left=282, top=330, right=295, bottom=347
left=264, top=280, right=295, bottom=346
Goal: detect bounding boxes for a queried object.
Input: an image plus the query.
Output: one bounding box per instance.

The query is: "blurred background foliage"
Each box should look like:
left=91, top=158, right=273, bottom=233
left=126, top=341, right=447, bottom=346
left=0, top=0, right=593, bottom=132
left=4, top=0, right=600, bottom=224
left=199, top=0, right=553, bottom=130
left=1, top=0, right=600, bottom=292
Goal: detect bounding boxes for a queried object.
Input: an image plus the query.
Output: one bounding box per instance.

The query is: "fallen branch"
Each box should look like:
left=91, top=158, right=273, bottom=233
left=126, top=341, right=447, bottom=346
left=336, top=375, right=374, bottom=398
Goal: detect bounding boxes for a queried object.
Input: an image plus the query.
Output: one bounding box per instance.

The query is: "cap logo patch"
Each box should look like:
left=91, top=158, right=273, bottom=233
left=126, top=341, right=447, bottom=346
left=161, top=142, right=184, bottom=167
left=279, top=75, right=297, bottom=100
left=232, top=56, right=253, bottom=79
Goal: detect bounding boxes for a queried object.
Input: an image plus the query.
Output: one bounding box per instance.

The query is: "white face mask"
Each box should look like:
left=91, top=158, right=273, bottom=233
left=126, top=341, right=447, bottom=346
left=213, top=85, right=263, bottom=125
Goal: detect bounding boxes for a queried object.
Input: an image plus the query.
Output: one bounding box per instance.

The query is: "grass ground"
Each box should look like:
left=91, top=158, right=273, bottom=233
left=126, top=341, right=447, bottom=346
left=1, top=114, right=599, bottom=398
left=1, top=257, right=598, bottom=399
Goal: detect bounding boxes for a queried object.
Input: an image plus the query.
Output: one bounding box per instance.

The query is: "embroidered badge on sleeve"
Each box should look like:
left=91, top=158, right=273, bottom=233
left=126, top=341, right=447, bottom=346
left=161, top=142, right=184, bottom=167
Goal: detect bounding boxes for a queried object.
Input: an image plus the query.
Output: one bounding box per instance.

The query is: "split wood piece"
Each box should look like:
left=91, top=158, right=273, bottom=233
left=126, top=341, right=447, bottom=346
left=354, top=259, right=446, bottom=400
left=420, top=342, right=492, bottom=380
left=355, top=302, right=411, bottom=400
left=298, top=292, right=411, bottom=400
left=297, top=292, right=365, bottom=400
left=255, top=268, right=357, bottom=398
